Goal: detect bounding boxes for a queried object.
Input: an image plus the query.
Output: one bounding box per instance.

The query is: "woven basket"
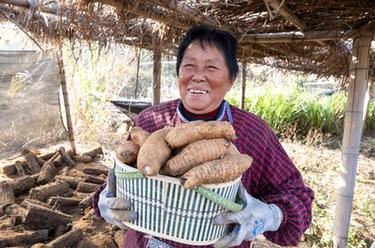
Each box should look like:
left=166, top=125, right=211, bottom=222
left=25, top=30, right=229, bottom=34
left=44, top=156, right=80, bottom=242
left=114, top=157, right=242, bottom=245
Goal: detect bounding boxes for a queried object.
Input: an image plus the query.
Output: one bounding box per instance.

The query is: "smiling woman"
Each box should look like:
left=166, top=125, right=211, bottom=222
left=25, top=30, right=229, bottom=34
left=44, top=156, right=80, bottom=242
left=178, top=42, right=234, bottom=114
left=94, top=25, right=314, bottom=248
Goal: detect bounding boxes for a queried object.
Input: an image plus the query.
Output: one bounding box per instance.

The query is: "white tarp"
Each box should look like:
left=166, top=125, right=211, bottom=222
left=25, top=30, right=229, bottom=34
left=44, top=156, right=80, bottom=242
left=0, top=50, right=67, bottom=159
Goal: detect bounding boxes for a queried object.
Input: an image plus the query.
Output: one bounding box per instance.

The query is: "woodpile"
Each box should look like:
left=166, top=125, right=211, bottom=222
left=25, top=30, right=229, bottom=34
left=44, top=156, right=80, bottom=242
left=0, top=146, right=123, bottom=248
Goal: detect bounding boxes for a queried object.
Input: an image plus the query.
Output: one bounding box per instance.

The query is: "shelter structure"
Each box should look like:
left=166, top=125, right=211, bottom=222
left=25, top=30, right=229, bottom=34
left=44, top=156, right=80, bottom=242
left=0, top=0, right=374, bottom=247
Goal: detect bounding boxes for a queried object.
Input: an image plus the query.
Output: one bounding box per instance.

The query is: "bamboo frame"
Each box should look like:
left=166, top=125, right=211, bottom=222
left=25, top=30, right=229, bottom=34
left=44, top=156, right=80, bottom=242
left=333, top=32, right=374, bottom=248
left=56, top=40, right=76, bottom=155
left=241, top=30, right=356, bottom=43
left=241, top=60, right=247, bottom=110
left=153, top=41, right=162, bottom=105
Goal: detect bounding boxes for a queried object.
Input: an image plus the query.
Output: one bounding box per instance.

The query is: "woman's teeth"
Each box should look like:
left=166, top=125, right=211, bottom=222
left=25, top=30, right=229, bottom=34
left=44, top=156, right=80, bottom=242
left=189, top=89, right=208, bottom=94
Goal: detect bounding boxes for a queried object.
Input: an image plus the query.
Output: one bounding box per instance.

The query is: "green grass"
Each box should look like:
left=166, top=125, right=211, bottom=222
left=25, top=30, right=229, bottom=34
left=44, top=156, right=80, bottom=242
left=226, top=85, right=374, bottom=140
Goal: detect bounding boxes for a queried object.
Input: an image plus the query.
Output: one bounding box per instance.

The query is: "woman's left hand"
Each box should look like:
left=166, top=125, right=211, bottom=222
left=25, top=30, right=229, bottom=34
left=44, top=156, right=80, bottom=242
left=213, top=184, right=283, bottom=248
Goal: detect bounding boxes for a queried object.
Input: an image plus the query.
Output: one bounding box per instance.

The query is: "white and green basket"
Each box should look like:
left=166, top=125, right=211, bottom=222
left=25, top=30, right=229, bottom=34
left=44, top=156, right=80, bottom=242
left=114, top=157, right=242, bottom=246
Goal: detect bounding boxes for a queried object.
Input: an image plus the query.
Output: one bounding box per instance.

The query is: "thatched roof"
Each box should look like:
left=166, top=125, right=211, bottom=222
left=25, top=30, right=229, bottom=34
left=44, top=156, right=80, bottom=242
left=0, top=0, right=374, bottom=81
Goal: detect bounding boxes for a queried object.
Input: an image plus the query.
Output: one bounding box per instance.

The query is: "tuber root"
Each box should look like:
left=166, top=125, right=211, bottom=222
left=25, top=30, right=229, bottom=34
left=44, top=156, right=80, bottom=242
left=137, top=126, right=172, bottom=176
left=116, top=140, right=139, bottom=164
left=164, top=138, right=230, bottom=176
left=180, top=154, right=252, bottom=189
left=130, top=127, right=151, bottom=147
left=165, top=121, right=237, bottom=148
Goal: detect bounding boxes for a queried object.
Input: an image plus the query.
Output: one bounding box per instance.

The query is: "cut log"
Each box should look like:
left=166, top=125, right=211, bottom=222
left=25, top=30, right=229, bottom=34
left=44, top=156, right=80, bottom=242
left=0, top=181, right=15, bottom=209
left=0, top=163, right=16, bottom=175
left=10, top=175, right=36, bottom=196
left=3, top=203, right=27, bottom=216
left=82, top=167, right=108, bottom=176
left=84, top=174, right=105, bottom=184
left=79, top=193, right=94, bottom=210
left=21, top=198, right=52, bottom=209
left=55, top=175, right=81, bottom=189
left=82, top=147, right=103, bottom=158
left=73, top=155, right=93, bottom=163
left=14, top=161, right=26, bottom=176
left=29, top=181, right=71, bottom=202
left=23, top=204, right=72, bottom=230
left=23, top=152, right=41, bottom=174
left=76, top=182, right=99, bottom=193
left=0, top=229, right=49, bottom=247
left=21, top=148, right=45, bottom=166
left=0, top=215, right=22, bottom=229
left=58, top=147, right=75, bottom=167
left=49, top=196, right=80, bottom=207
left=46, top=228, right=83, bottom=248
left=38, top=161, right=56, bottom=184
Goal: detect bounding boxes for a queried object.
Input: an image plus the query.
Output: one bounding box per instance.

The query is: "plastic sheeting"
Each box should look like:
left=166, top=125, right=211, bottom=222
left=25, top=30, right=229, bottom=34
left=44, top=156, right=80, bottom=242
left=0, top=50, right=67, bottom=159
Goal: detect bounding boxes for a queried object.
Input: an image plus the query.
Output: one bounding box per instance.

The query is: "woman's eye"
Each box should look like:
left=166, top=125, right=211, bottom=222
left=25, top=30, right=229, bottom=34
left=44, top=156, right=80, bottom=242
left=207, top=66, right=218, bottom=70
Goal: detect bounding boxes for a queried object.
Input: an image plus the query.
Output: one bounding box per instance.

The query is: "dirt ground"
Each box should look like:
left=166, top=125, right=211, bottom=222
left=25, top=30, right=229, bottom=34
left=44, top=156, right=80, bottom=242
left=0, top=135, right=373, bottom=247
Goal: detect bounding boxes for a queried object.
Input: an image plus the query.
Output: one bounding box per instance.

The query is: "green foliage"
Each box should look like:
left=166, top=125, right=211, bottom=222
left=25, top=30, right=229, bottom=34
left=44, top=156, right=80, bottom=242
left=227, top=85, right=375, bottom=140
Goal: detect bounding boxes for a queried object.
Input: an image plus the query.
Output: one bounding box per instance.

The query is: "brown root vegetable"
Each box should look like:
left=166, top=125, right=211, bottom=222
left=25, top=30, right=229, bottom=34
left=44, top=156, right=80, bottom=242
left=137, top=127, right=173, bottom=176
left=165, top=121, right=237, bottom=148
left=180, top=154, right=252, bottom=189
left=225, top=142, right=240, bottom=156
left=116, top=141, right=139, bottom=164
left=164, top=138, right=230, bottom=176
left=130, top=127, right=150, bottom=147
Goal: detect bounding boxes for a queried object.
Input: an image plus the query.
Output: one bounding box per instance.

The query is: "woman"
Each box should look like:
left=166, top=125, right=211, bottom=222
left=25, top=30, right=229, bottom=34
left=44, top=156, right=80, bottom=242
left=94, top=25, right=314, bottom=248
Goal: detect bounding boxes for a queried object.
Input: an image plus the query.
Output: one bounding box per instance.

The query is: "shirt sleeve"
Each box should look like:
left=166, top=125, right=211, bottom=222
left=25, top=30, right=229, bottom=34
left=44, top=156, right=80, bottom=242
left=241, top=124, right=314, bottom=246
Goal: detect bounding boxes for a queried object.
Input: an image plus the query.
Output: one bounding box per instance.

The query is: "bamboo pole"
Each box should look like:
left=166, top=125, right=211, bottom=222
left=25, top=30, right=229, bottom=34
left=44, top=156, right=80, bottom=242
left=134, top=48, right=141, bottom=99
left=153, top=42, right=162, bottom=105
left=241, top=30, right=358, bottom=44
left=333, top=32, right=374, bottom=248
left=241, top=60, right=247, bottom=110
left=56, top=40, right=76, bottom=154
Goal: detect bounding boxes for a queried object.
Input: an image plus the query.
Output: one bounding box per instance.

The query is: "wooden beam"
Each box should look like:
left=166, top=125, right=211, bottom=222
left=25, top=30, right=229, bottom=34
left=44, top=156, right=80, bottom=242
left=333, top=32, right=374, bottom=248
left=241, top=60, right=247, bottom=110
left=241, top=30, right=358, bottom=44
left=153, top=41, right=162, bottom=105
left=97, top=0, right=190, bottom=30
left=265, top=0, right=306, bottom=30
left=0, top=0, right=57, bottom=14
left=149, top=0, right=219, bottom=27
left=56, top=41, right=76, bottom=155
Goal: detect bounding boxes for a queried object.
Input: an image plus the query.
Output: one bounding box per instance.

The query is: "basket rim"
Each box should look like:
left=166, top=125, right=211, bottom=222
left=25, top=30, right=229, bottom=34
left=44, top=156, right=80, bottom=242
left=114, top=156, right=242, bottom=188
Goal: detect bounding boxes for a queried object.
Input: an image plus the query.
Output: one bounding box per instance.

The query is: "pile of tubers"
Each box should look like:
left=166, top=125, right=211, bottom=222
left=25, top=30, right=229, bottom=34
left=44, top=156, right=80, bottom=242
left=116, top=121, right=253, bottom=189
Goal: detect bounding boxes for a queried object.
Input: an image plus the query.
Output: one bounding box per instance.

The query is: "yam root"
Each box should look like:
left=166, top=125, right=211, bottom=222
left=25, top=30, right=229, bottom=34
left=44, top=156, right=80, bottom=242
left=165, top=121, right=237, bottom=148
left=130, top=127, right=150, bottom=147
left=137, top=127, right=172, bottom=176
left=116, top=140, right=139, bottom=164
left=225, top=142, right=240, bottom=155
left=164, top=138, right=230, bottom=176
left=180, top=154, right=252, bottom=189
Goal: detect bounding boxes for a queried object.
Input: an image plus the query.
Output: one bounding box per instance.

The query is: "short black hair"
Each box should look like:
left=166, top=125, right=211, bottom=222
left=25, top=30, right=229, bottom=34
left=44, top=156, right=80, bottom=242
left=176, top=25, right=239, bottom=80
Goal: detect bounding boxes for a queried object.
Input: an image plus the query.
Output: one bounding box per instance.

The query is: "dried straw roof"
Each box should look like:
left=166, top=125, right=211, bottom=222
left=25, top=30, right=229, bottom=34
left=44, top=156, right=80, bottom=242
left=0, top=0, right=374, bottom=81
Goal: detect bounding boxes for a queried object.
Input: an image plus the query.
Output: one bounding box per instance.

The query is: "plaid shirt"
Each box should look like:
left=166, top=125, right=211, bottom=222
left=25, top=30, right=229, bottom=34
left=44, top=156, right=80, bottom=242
left=94, top=99, right=314, bottom=247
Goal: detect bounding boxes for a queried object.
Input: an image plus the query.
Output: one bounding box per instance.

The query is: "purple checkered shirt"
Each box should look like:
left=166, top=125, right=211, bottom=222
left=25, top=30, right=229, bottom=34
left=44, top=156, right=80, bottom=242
left=93, top=99, right=314, bottom=247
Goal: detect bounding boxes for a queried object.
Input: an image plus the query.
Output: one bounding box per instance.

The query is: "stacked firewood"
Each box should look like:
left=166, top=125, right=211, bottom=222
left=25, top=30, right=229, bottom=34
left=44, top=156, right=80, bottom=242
left=0, top=146, right=123, bottom=248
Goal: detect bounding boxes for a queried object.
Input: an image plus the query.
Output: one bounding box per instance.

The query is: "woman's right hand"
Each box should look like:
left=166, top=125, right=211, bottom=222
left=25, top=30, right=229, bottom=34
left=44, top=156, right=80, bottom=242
left=98, top=169, right=137, bottom=229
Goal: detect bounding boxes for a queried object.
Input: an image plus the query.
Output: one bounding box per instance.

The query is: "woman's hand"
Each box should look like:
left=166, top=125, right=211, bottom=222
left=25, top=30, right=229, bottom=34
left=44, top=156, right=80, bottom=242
left=213, top=184, right=283, bottom=248
left=98, top=169, right=137, bottom=229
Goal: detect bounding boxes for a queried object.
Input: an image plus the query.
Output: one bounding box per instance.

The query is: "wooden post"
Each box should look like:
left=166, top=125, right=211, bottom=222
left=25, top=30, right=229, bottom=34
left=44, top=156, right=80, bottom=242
left=153, top=42, right=162, bottom=105
left=134, top=48, right=141, bottom=98
left=56, top=40, right=76, bottom=154
left=333, top=33, right=374, bottom=248
left=241, top=60, right=247, bottom=110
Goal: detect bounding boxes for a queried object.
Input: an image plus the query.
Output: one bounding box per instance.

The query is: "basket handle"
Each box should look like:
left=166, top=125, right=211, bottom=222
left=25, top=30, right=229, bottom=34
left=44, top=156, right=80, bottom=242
left=115, top=170, right=243, bottom=212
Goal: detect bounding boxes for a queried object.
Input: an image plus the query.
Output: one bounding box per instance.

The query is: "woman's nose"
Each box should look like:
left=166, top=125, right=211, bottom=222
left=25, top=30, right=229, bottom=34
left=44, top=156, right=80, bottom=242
left=192, top=68, right=205, bottom=82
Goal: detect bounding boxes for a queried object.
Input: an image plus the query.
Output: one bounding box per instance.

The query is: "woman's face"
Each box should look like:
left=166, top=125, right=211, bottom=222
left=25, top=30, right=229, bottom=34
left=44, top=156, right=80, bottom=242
left=178, top=41, right=234, bottom=114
